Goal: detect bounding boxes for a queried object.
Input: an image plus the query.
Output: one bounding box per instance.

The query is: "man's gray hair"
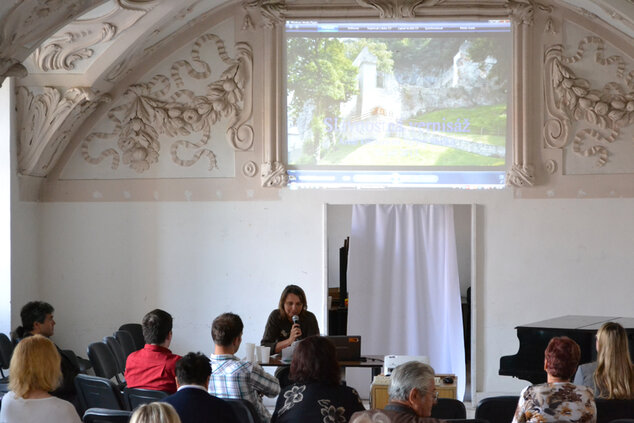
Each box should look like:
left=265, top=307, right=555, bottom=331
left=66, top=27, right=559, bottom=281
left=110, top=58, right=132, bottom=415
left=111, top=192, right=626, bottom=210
left=388, top=361, right=435, bottom=401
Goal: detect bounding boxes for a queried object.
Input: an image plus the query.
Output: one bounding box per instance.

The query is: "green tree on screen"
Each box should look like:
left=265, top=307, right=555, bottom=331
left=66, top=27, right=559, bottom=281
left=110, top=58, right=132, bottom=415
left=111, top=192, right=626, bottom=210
left=287, top=38, right=358, bottom=163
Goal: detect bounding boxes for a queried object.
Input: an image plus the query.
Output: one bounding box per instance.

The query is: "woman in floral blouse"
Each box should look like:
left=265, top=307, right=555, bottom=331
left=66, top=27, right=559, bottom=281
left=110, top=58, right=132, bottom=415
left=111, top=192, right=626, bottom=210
left=271, top=336, right=365, bottom=423
left=512, top=336, right=596, bottom=423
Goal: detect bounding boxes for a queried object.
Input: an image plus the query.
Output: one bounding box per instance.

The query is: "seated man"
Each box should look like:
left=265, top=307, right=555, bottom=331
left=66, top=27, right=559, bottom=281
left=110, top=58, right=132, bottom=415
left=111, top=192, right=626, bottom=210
left=12, top=301, right=80, bottom=405
left=163, top=352, right=238, bottom=423
left=208, top=313, right=280, bottom=423
left=124, top=309, right=181, bottom=393
left=351, top=361, right=442, bottom=423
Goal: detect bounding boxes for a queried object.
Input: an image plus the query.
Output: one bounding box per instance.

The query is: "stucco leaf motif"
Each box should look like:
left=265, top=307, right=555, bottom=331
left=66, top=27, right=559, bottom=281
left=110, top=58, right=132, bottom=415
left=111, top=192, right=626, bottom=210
left=262, top=161, right=289, bottom=187
left=507, top=164, right=535, bottom=187
left=17, top=86, right=111, bottom=176
left=506, top=0, right=534, bottom=26
left=354, top=0, right=445, bottom=18
left=83, top=33, right=253, bottom=173
left=543, top=38, right=634, bottom=167
left=242, top=0, right=286, bottom=28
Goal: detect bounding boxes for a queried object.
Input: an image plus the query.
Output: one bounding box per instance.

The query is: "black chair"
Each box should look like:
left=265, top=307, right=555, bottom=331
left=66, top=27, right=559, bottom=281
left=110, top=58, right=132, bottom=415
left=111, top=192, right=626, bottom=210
left=609, top=420, right=634, bottom=423
left=0, top=333, right=13, bottom=393
left=431, top=398, right=467, bottom=419
left=123, top=387, right=168, bottom=410
left=118, top=324, right=144, bottom=351
left=596, top=399, right=634, bottom=423
left=75, top=374, right=126, bottom=414
left=114, top=330, right=137, bottom=359
left=83, top=407, right=132, bottom=423
left=87, top=342, right=126, bottom=389
left=225, top=398, right=261, bottom=423
left=475, top=395, right=519, bottom=423
left=104, top=336, right=127, bottom=373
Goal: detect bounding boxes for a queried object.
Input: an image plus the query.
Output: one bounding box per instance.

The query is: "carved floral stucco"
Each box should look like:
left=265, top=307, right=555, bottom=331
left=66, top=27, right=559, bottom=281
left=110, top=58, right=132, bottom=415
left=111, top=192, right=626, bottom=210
left=544, top=36, right=634, bottom=167
left=81, top=33, right=253, bottom=174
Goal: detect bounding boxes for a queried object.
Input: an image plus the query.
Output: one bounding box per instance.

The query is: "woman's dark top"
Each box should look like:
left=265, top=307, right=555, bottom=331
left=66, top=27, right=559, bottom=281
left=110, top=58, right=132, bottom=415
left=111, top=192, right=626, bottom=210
left=272, top=382, right=365, bottom=423
left=261, top=310, right=320, bottom=352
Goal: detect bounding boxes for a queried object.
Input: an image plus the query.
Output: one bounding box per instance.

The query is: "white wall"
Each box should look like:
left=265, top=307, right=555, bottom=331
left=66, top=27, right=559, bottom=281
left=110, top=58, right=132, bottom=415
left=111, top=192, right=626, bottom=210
left=0, top=79, right=11, bottom=334
left=12, top=188, right=634, bottom=398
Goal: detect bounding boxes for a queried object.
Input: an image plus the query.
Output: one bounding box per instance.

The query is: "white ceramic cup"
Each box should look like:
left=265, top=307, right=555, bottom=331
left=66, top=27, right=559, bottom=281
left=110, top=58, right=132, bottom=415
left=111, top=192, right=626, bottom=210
left=245, top=342, right=256, bottom=362
left=257, top=345, right=271, bottom=363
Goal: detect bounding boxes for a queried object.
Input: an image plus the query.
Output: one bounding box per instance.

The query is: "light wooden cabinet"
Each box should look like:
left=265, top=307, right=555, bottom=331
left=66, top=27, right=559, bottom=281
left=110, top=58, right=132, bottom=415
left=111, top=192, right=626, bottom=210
left=370, top=374, right=457, bottom=409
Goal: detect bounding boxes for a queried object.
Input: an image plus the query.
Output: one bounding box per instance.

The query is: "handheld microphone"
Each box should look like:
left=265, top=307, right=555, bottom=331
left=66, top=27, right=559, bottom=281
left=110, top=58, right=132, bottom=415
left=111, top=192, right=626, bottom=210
left=292, top=315, right=299, bottom=325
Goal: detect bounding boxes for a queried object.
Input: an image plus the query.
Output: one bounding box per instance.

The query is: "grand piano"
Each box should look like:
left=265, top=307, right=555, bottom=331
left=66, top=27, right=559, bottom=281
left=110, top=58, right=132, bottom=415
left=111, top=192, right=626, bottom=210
left=499, top=316, right=634, bottom=384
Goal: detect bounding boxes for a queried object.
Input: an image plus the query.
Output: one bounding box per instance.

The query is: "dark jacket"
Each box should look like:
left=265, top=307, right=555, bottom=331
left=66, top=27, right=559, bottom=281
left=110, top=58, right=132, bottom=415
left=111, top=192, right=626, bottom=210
left=163, top=386, right=238, bottom=423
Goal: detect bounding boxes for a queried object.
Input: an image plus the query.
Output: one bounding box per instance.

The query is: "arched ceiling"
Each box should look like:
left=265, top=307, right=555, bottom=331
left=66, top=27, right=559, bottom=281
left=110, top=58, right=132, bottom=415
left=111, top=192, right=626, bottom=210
left=1, top=0, right=633, bottom=195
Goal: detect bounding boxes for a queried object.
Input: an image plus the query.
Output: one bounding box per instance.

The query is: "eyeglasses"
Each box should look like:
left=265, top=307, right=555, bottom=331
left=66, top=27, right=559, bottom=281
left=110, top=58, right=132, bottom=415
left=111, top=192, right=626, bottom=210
left=433, top=390, right=439, bottom=402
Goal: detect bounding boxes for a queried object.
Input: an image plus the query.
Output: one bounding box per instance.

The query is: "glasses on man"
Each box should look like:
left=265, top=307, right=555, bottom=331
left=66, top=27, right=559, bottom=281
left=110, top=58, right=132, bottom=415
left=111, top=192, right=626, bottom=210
left=433, top=390, right=439, bottom=402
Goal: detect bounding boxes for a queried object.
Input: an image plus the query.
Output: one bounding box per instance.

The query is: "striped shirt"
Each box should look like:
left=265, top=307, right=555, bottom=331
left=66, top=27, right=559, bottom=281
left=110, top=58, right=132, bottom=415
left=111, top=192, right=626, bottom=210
left=209, top=354, right=280, bottom=423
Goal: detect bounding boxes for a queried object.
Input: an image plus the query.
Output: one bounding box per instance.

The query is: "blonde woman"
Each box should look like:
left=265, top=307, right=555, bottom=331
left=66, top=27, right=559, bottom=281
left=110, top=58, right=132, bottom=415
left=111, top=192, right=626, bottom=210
left=574, top=322, right=634, bottom=399
left=130, top=402, right=182, bottom=423
left=0, top=335, right=81, bottom=423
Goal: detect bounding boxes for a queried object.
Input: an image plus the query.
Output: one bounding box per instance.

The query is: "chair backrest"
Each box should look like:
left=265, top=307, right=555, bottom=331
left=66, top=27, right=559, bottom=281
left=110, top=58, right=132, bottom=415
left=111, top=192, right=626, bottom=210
left=123, top=387, right=168, bottom=410
left=114, top=330, right=137, bottom=358
left=596, top=399, right=634, bottom=423
left=0, top=333, right=14, bottom=373
left=431, top=398, right=467, bottom=419
left=87, top=342, right=125, bottom=387
left=74, top=374, right=126, bottom=414
left=224, top=398, right=261, bottom=423
left=83, top=407, right=132, bottom=423
left=104, top=336, right=127, bottom=373
left=118, top=324, right=144, bottom=350
left=475, top=395, right=519, bottom=423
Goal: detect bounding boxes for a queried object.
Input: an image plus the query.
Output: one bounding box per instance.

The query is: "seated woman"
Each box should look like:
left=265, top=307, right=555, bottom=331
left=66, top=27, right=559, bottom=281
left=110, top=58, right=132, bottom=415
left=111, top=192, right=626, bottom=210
left=130, top=402, right=182, bottom=423
left=512, top=336, right=596, bottom=423
left=261, top=285, right=320, bottom=354
left=271, top=336, right=365, bottom=423
left=0, top=335, right=81, bottom=423
left=574, top=321, right=634, bottom=399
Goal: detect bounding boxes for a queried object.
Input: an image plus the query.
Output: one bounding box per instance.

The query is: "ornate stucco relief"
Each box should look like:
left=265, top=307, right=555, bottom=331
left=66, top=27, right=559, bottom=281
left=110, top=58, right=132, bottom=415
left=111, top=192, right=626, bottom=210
left=354, top=0, right=446, bottom=19
left=543, top=37, right=634, bottom=168
left=16, top=86, right=111, bottom=177
left=0, top=0, right=102, bottom=81
left=31, top=1, right=152, bottom=72
left=242, top=0, right=286, bottom=29
left=82, top=33, right=253, bottom=174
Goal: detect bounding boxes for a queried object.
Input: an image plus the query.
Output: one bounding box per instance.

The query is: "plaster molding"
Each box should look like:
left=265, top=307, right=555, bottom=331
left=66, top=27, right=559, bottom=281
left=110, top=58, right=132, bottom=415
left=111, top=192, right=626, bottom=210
left=261, top=161, right=289, bottom=187
left=242, top=160, right=258, bottom=177
left=543, top=37, right=634, bottom=168
left=82, top=33, right=253, bottom=173
left=32, top=1, right=150, bottom=72
left=354, top=0, right=446, bottom=19
left=506, top=0, right=535, bottom=26
left=242, top=0, right=287, bottom=29
left=17, top=86, right=111, bottom=177
left=0, top=0, right=101, bottom=83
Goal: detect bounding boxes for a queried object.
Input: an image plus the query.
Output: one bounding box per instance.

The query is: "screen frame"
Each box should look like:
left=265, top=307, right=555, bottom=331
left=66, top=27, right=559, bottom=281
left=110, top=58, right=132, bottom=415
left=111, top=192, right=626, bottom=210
left=258, top=1, right=534, bottom=189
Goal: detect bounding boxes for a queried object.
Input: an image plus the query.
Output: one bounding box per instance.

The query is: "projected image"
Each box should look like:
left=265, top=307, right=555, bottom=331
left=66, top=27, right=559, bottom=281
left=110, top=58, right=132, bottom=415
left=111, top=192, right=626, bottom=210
left=286, top=21, right=510, bottom=170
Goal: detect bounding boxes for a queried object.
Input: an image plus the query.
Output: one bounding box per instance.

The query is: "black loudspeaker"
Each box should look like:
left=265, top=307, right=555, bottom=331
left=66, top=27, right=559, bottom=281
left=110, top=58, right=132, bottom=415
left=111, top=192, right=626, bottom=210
left=339, top=237, right=349, bottom=304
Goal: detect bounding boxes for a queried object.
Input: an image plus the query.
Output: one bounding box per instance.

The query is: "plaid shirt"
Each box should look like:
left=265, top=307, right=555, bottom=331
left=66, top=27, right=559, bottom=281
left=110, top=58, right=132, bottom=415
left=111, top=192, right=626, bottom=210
left=209, top=354, right=280, bottom=422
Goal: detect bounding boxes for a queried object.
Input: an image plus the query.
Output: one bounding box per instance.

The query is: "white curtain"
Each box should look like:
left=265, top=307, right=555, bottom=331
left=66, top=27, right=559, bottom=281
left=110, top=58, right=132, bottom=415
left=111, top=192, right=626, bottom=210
left=347, top=204, right=465, bottom=400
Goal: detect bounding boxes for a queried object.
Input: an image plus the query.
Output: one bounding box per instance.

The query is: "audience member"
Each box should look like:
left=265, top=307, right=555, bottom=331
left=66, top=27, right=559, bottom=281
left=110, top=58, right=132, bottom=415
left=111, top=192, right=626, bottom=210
left=512, top=336, right=596, bottom=423
left=272, top=336, right=364, bottom=423
left=209, top=312, right=280, bottom=423
left=11, top=301, right=80, bottom=405
left=261, top=285, right=319, bottom=354
left=0, top=335, right=81, bottom=423
left=125, top=309, right=182, bottom=393
left=351, top=361, right=441, bottom=423
left=163, top=352, right=238, bottom=423
left=574, top=321, right=634, bottom=399
left=130, top=402, right=181, bottom=423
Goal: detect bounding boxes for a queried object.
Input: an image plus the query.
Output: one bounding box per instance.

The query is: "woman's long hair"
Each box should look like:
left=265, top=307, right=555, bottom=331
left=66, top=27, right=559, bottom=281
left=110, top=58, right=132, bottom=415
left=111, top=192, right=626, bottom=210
left=594, top=322, right=634, bottom=399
